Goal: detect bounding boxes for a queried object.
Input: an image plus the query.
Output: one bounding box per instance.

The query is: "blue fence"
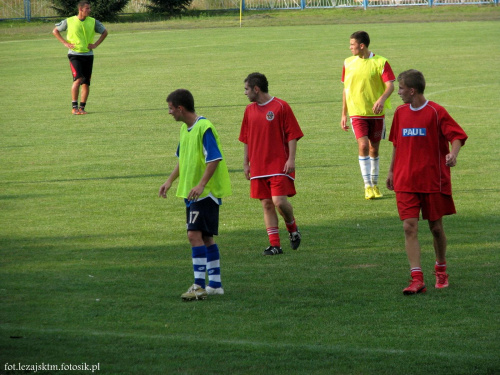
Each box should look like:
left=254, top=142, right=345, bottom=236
left=2, top=0, right=498, bottom=22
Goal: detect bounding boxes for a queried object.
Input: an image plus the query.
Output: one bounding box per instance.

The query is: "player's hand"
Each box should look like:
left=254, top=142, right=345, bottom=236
left=283, top=160, right=295, bottom=174
left=159, top=182, right=171, bottom=198
left=341, top=116, right=349, bottom=131
left=372, top=99, right=385, bottom=114
left=386, top=173, right=394, bottom=191
left=188, top=185, right=204, bottom=201
left=65, top=42, right=75, bottom=49
left=445, top=153, right=457, bottom=167
left=244, top=163, right=251, bottom=180
left=88, top=43, right=97, bottom=50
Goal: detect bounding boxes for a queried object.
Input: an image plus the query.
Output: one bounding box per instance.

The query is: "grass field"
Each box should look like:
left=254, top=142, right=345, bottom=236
left=1, top=7, right=499, bottom=375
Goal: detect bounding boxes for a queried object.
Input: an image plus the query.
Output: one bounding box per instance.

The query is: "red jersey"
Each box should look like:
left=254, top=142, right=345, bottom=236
left=239, top=97, right=304, bottom=179
left=389, top=101, right=468, bottom=194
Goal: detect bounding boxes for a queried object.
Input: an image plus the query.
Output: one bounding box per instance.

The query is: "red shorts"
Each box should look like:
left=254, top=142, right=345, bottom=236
left=395, top=192, right=456, bottom=222
left=250, top=175, right=296, bottom=199
left=351, top=117, right=385, bottom=142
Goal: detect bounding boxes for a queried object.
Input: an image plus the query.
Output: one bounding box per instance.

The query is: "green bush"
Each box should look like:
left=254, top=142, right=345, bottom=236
left=145, top=0, right=194, bottom=17
left=51, top=0, right=130, bottom=22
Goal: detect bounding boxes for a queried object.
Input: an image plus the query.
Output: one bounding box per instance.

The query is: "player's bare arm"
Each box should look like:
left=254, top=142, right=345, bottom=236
left=283, top=139, right=297, bottom=174
left=188, top=160, right=220, bottom=201
left=88, top=29, right=108, bottom=50
left=52, top=28, right=75, bottom=49
left=243, top=144, right=251, bottom=180
left=372, top=81, right=394, bottom=115
left=386, top=147, right=396, bottom=191
left=341, top=90, right=349, bottom=131
left=159, top=163, right=180, bottom=198
left=445, top=139, right=463, bottom=167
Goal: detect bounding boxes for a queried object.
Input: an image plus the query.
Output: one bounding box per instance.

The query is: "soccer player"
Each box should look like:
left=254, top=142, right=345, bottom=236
left=53, top=1, right=108, bottom=115
left=341, top=31, right=395, bottom=200
left=159, top=89, right=232, bottom=301
left=386, top=69, right=468, bottom=295
left=239, top=73, right=304, bottom=256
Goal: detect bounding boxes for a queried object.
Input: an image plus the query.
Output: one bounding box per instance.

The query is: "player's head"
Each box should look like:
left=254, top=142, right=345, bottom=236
left=78, top=1, right=91, bottom=11
left=245, top=73, right=269, bottom=93
left=350, top=31, right=370, bottom=48
left=166, top=89, right=195, bottom=113
left=397, top=69, right=426, bottom=94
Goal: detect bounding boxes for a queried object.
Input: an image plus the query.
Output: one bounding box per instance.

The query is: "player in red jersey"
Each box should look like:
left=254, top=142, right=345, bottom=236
left=386, top=69, right=468, bottom=295
left=239, top=73, right=304, bottom=255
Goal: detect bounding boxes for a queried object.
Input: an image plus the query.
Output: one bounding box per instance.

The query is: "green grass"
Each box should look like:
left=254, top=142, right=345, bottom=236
left=1, top=8, right=499, bottom=375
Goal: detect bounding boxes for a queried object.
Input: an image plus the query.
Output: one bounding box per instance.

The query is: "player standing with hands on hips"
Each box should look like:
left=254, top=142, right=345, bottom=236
left=386, top=70, right=468, bottom=295
left=159, top=89, right=232, bottom=301
left=341, top=31, right=395, bottom=200
left=239, top=73, right=304, bottom=256
left=53, top=1, right=108, bottom=115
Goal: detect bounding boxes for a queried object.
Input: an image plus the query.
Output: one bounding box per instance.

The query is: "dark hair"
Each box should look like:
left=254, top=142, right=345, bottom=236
left=78, top=1, right=90, bottom=8
left=244, top=72, right=269, bottom=93
left=397, top=69, right=426, bottom=94
left=350, top=31, right=370, bottom=47
left=166, top=89, right=195, bottom=112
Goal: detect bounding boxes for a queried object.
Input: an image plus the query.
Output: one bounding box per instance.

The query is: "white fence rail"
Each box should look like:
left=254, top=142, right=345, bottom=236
left=1, top=0, right=497, bottom=21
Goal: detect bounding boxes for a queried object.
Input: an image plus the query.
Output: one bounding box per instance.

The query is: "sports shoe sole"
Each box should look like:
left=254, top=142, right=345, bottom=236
left=403, top=286, right=427, bottom=295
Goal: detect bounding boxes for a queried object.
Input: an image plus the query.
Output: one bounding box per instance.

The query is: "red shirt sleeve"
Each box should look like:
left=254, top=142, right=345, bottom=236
left=382, top=61, right=395, bottom=82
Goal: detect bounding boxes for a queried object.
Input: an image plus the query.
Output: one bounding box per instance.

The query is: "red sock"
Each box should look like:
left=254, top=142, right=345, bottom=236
left=267, top=227, right=280, bottom=247
left=435, top=261, right=447, bottom=273
left=410, top=267, right=424, bottom=282
left=285, top=218, right=298, bottom=233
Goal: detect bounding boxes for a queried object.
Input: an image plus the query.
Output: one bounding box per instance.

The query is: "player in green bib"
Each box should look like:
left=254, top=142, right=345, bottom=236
left=53, top=1, right=107, bottom=115
left=340, top=31, right=395, bottom=200
left=159, top=89, right=231, bottom=301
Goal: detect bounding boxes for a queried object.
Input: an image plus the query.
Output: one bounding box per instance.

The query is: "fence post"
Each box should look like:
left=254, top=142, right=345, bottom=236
left=301, top=0, right=306, bottom=9
left=24, top=0, right=31, bottom=22
left=363, top=0, right=368, bottom=9
left=428, top=0, right=433, bottom=6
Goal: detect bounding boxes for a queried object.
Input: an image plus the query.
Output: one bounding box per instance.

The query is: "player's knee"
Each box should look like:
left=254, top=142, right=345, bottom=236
left=403, top=220, right=418, bottom=237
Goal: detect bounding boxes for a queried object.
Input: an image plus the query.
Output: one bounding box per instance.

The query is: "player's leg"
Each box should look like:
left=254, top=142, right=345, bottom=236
left=71, top=78, right=83, bottom=114
left=78, top=56, right=93, bottom=114
left=357, top=137, right=374, bottom=199
left=205, top=235, right=223, bottom=295
left=270, top=176, right=301, bottom=250
left=369, top=140, right=382, bottom=198
left=402, top=218, right=426, bottom=295
left=68, top=55, right=83, bottom=115
left=397, top=192, right=426, bottom=295
left=353, top=118, right=372, bottom=198
left=368, top=118, right=385, bottom=198
left=180, top=229, right=208, bottom=301
left=261, top=198, right=282, bottom=255
left=182, top=202, right=213, bottom=301
left=424, top=193, right=455, bottom=289
left=429, top=218, right=449, bottom=287
left=79, top=84, right=89, bottom=114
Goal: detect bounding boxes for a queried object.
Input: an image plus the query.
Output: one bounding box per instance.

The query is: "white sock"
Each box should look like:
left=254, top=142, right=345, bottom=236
left=359, top=156, right=371, bottom=187
left=370, top=156, right=380, bottom=186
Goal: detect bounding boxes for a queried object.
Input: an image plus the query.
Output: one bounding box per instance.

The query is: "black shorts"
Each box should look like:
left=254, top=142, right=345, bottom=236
left=185, top=198, right=220, bottom=236
left=68, top=54, right=94, bottom=85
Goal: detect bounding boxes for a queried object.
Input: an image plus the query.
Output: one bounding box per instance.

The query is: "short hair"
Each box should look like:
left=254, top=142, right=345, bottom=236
left=78, top=1, right=90, bottom=9
left=397, top=69, right=426, bottom=94
left=350, top=31, right=370, bottom=47
left=166, top=89, right=195, bottom=112
left=244, top=72, right=269, bottom=93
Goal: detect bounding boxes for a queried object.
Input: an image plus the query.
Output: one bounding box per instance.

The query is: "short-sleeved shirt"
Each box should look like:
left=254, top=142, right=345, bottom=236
left=55, top=18, right=106, bottom=56
left=389, top=100, right=468, bottom=195
left=239, top=97, right=303, bottom=180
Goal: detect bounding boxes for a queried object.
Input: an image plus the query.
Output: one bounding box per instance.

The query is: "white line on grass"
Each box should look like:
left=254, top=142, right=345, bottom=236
left=1, top=324, right=494, bottom=361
